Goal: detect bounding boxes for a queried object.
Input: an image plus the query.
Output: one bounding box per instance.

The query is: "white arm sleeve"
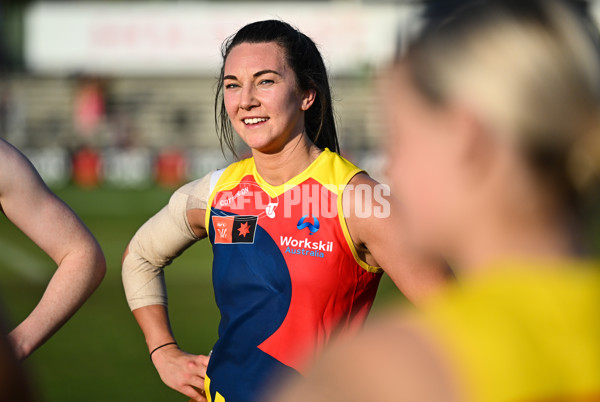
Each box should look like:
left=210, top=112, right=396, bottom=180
left=122, top=172, right=214, bottom=311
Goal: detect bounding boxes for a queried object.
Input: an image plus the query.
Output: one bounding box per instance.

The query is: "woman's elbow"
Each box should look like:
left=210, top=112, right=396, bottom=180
left=89, top=243, right=107, bottom=287
left=77, top=236, right=106, bottom=289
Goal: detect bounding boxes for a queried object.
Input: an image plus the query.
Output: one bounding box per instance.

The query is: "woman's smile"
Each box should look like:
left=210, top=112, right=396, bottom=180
left=242, top=116, right=270, bottom=127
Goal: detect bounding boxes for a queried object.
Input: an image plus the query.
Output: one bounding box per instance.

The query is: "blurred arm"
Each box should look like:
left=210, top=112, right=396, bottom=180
left=0, top=140, right=106, bottom=359
left=272, top=317, right=458, bottom=402
left=344, top=173, right=451, bottom=305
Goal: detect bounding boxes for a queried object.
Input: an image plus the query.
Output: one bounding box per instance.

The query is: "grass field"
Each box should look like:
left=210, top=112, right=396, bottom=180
left=0, top=185, right=405, bottom=402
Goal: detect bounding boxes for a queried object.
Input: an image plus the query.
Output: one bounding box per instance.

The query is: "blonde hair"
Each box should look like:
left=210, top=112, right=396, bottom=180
left=402, top=0, right=600, bottom=203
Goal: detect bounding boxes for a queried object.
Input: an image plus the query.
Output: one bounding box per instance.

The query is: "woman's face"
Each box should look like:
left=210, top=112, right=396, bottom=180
left=223, top=42, right=315, bottom=154
left=383, top=68, right=478, bottom=256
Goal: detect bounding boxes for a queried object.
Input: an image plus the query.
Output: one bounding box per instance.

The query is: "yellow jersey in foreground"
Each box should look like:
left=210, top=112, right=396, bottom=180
left=422, top=260, right=600, bottom=402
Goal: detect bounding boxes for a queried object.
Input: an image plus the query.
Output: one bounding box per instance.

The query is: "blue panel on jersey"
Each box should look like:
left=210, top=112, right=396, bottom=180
left=207, top=209, right=297, bottom=402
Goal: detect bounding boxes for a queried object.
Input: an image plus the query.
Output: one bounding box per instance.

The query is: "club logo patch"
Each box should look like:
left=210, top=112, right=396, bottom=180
left=212, top=215, right=258, bottom=244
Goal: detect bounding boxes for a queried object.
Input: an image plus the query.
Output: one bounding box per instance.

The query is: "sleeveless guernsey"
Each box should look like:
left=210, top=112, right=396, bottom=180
left=202, top=149, right=382, bottom=402
left=421, top=260, right=600, bottom=402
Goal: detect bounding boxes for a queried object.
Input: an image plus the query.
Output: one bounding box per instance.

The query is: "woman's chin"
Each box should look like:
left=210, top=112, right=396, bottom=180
left=241, top=137, right=284, bottom=154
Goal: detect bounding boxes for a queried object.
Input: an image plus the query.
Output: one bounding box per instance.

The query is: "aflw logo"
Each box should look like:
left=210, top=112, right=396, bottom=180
left=279, top=236, right=333, bottom=252
left=212, top=215, right=257, bottom=244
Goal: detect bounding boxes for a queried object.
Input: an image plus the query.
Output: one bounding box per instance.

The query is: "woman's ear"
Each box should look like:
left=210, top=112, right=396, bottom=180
left=450, top=102, right=497, bottom=183
left=301, top=88, right=317, bottom=111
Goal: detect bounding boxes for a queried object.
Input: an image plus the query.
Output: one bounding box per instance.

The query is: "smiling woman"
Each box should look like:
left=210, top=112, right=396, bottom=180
left=121, top=20, right=448, bottom=402
left=222, top=42, right=312, bottom=154
left=215, top=20, right=339, bottom=158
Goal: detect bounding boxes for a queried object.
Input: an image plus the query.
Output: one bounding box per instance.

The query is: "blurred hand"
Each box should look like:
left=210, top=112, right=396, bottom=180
left=151, top=345, right=210, bottom=402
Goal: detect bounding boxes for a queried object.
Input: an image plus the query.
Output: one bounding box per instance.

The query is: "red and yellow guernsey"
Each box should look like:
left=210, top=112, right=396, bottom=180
left=203, top=149, right=382, bottom=402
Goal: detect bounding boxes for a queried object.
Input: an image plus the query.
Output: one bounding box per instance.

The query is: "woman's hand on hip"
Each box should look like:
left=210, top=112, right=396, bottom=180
left=151, top=345, right=210, bottom=402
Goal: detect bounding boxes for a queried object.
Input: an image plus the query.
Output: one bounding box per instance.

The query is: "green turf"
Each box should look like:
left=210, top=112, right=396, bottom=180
left=0, top=185, right=404, bottom=402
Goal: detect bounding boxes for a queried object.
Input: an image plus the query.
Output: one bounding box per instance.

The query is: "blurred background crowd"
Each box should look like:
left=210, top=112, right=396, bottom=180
left=0, top=0, right=427, bottom=190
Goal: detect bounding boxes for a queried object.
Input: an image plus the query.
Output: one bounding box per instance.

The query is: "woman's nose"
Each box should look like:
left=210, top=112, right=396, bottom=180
left=240, top=86, right=259, bottom=110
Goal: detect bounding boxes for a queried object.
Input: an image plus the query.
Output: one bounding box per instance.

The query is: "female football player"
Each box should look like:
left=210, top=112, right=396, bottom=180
left=122, top=20, right=448, bottom=402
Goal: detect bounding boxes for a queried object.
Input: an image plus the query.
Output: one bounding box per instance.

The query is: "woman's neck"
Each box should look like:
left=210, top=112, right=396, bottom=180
left=252, top=133, right=322, bottom=186
left=453, top=210, right=577, bottom=276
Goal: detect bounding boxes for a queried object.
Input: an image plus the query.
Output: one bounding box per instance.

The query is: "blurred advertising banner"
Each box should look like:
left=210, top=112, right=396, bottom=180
left=25, top=147, right=72, bottom=188
left=24, top=2, right=413, bottom=75
left=23, top=146, right=384, bottom=189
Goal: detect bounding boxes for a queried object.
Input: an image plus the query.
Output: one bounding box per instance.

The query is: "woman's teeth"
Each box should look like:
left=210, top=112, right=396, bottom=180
left=243, top=118, right=268, bottom=125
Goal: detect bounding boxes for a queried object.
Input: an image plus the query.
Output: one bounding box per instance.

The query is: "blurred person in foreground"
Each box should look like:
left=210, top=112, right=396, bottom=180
left=122, top=20, right=448, bottom=402
left=0, top=138, right=106, bottom=359
left=275, top=1, right=600, bottom=401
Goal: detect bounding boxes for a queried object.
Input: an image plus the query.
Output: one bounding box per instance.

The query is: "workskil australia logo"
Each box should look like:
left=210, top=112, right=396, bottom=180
left=296, top=215, right=319, bottom=235
left=280, top=236, right=333, bottom=259
left=281, top=215, right=330, bottom=258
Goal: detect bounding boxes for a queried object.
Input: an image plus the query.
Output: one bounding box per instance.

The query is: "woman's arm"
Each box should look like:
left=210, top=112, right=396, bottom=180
left=272, top=317, right=458, bottom=402
left=122, top=174, right=212, bottom=402
left=343, top=173, right=451, bottom=304
left=0, top=140, right=106, bottom=359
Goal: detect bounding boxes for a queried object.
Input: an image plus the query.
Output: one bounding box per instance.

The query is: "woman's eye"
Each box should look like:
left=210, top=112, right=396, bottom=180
left=259, top=79, right=274, bottom=86
left=225, top=83, right=239, bottom=89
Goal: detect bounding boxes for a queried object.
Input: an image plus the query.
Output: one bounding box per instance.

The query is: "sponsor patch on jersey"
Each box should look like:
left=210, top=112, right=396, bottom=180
left=213, top=215, right=258, bottom=244
left=279, top=235, right=333, bottom=258
left=296, top=215, right=320, bottom=235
